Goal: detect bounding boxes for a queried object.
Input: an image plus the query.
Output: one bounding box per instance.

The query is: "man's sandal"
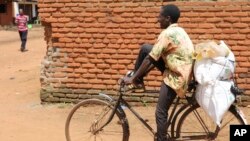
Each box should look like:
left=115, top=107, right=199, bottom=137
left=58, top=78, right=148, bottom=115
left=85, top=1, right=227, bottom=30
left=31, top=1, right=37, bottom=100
left=121, top=83, right=145, bottom=93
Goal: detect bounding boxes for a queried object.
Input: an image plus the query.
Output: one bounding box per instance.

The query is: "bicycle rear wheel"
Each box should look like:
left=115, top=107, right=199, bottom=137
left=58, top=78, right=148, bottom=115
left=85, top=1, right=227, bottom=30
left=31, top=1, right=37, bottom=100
left=65, top=99, right=129, bottom=141
left=175, top=104, right=245, bottom=141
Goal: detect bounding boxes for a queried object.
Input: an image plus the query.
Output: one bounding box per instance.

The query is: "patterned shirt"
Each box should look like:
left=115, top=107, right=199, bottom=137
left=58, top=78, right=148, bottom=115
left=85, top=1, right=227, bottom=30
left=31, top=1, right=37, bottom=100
left=15, top=15, right=28, bottom=31
left=149, top=24, right=194, bottom=98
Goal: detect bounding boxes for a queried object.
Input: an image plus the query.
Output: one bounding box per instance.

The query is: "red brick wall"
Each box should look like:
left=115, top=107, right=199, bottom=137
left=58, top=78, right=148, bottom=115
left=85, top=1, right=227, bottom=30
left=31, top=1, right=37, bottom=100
left=38, top=0, right=250, bottom=105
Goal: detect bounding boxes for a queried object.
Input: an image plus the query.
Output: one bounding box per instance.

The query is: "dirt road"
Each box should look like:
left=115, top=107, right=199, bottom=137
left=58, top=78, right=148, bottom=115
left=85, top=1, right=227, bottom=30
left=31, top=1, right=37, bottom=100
left=0, top=27, right=249, bottom=141
left=0, top=27, right=72, bottom=141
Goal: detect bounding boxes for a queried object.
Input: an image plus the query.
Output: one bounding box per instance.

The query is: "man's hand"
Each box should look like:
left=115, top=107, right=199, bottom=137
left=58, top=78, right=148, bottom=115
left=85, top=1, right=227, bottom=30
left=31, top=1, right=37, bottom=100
left=123, top=76, right=134, bottom=85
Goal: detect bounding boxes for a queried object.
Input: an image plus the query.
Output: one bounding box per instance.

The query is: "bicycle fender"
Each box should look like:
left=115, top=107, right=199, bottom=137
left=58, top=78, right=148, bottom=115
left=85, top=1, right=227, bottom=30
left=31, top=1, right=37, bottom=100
left=98, top=93, right=115, bottom=102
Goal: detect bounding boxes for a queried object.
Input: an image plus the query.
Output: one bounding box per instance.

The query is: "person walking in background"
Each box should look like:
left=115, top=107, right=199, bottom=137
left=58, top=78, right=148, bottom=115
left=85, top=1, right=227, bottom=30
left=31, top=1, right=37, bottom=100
left=15, top=9, right=28, bottom=52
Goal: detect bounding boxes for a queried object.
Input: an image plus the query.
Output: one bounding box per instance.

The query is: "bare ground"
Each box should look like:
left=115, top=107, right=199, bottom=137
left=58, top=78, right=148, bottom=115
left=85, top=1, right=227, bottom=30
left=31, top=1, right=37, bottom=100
left=0, top=27, right=249, bottom=141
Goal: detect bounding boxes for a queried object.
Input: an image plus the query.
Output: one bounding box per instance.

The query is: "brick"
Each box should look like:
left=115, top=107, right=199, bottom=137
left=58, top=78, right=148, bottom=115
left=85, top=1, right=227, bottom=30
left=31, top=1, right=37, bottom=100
left=125, top=2, right=139, bottom=7
left=111, top=17, right=125, bottom=23
left=85, top=28, right=99, bottom=33
left=238, top=62, right=250, bottom=67
left=238, top=40, right=250, bottom=46
left=65, top=3, right=78, bottom=7
left=104, top=69, right=119, bottom=74
left=89, top=68, right=103, bottom=73
left=222, top=29, right=238, bottom=34
left=51, top=3, right=64, bottom=8
left=223, top=17, right=240, bottom=23
left=97, top=74, right=112, bottom=79
left=60, top=0, right=72, bottom=2
left=232, top=12, right=248, bottom=17
left=75, top=68, right=88, bottom=74
left=59, top=7, right=71, bottom=12
left=198, top=23, right=215, bottom=29
left=39, top=13, right=51, bottom=18
left=53, top=72, right=66, bottom=78
left=97, top=64, right=111, bottom=69
left=236, top=57, right=248, bottom=62
left=85, top=8, right=99, bottom=12
left=59, top=37, right=73, bottom=43
left=111, top=64, right=126, bottom=69
left=133, top=7, right=146, bottom=12
left=198, top=34, right=213, bottom=40
left=207, top=7, right=223, bottom=12
left=52, top=42, right=65, bottom=47
left=89, top=59, right=104, bottom=64
left=113, top=8, right=126, bottom=13
left=121, top=13, right=135, bottom=18
left=67, top=63, right=81, bottom=68
left=229, top=34, right=246, bottom=40
left=67, top=73, right=81, bottom=78
left=215, top=12, right=231, bottom=17
left=39, top=8, right=57, bottom=12
left=57, top=18, right=71, bottom=23
left=200, top=12, right=215, bottom=17
left=105, top=59, right=117, bottom=64
left=78, top=84, right=92, bottom=89
left=75, top=57, right=89, bottom=63
left=98, top=18, right=110, bottom=23
left=73, top=48, right=88, bottom=53
left=37, top=3, right=50, bottom=8
left=103, top=80, right=116, bottom=85
left=233, top=23, right=249, bottom=28
left=65, top=12, right=78, bottom=18
left=241, top=17, right=250, bottom=22
left=92, top=84, right=107, bottom=89
left=71, top=7, right=82, bottom=12
left=65, top=22, right=78, bottom=28
left=82, top=64, right=95, bottom=68
left=216, top=23, right=232, bottom=28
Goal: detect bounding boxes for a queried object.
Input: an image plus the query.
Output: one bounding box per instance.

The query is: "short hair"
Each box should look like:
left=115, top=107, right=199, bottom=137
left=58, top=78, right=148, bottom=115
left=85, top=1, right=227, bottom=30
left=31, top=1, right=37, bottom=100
left=161, top=4, right=180, bottom=23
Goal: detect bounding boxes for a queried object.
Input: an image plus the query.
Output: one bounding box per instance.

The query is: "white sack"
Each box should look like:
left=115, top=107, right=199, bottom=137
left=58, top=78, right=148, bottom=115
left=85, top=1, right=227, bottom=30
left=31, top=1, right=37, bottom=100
left=196, top=80, right=235, bottom=126
left=194, top=55, right=235, bottom=85
left=194, top=41, right=236, bottom=126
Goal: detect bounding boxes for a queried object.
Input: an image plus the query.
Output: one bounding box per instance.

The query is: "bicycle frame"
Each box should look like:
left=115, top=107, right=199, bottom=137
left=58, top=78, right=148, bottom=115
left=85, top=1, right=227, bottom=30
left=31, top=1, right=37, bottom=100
left=95, top=90, right=195, bottom=139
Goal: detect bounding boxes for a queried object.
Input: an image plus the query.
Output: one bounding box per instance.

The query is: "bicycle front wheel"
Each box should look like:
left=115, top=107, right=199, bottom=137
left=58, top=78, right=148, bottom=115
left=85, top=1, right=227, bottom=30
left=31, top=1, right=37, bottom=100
left=65, top=99, right=129, bottom=141
left=175, top=104, right=245, bottom=141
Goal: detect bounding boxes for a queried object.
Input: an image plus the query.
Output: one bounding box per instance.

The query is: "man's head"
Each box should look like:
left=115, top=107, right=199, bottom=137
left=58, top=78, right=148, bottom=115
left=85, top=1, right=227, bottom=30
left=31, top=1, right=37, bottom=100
left=19, top=9, right=24, bottom=15
left=158, top=4, right=180, bottom=29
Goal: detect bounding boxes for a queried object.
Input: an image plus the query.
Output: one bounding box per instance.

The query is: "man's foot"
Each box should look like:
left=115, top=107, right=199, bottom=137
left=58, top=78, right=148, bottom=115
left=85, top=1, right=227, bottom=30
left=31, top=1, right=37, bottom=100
left=20, top=48, right=28, bottom=52
left=122, top=82, right=145, bottom=93
left=120, top=70, right=146, bottom=93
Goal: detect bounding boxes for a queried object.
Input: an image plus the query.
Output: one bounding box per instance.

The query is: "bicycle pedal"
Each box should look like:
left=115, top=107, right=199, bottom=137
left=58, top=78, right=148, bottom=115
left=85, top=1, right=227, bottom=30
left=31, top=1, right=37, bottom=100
left=117, top=120, right=123, bottom=125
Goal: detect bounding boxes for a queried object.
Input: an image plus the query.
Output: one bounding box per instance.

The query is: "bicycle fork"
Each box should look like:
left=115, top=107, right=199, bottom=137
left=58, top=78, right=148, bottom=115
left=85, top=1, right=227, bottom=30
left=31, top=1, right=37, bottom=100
left=91, top=93, right=129, bottom=136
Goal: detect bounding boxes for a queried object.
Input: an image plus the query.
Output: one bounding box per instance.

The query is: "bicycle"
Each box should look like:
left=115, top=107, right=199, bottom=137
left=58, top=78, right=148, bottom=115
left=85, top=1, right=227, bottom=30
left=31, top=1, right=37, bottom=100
left=65, top=79, right=247, bottom=141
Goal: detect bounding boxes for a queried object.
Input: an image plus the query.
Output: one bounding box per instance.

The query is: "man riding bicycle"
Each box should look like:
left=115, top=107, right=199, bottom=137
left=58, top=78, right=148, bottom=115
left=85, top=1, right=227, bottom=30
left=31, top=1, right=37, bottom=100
left=123, top=4, right=194, bottom=141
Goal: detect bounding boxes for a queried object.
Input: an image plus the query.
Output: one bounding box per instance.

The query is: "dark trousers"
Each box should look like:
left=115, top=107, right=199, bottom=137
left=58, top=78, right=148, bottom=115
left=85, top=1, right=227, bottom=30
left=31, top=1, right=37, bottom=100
left=134, top=44, right=177, bottom=141
left=134, top=44, right=165, bottom=82
left=19, top=30, right=28, bottom=50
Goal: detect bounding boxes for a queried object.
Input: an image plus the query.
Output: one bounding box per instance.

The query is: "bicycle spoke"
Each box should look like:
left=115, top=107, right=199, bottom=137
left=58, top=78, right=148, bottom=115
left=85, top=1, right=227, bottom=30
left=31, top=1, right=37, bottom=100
left=175, top=104, right=245, bottom=141
left=65, top=99, right=128, bottom=141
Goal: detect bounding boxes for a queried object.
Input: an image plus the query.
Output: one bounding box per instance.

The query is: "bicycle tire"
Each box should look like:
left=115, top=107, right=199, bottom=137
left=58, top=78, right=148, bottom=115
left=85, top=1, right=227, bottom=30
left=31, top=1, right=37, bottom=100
left=65, top=99, right=129, bottom=141
left=174, top=104, right=245, bottom=141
